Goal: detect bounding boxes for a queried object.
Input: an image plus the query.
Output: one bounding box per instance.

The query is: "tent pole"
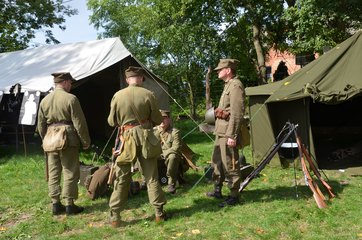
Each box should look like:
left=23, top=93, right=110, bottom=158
left=21, top=125, right=27, bottom=157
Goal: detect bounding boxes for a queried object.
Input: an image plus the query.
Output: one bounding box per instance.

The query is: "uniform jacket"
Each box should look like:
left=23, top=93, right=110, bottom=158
left=214, top=76, right=245, bottom=139
left=37, top=87, right=91, bottom=148
left=107, top=84, right=162, bottom=129
left=154, top=126, right=182, bottom=158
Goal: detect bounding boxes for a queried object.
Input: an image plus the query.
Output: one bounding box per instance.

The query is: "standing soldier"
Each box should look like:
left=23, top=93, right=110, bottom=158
left=37, top=72, right=91, bottom=215
left=206, top=59, right=245, bottom=207
left=155, top=110, right=182, bottom=194
left=107, top=66, right=167, bottom=228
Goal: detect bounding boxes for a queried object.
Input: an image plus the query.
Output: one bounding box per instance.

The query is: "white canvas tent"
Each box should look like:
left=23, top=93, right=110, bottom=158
left=0, top=38, right=169, bottom=139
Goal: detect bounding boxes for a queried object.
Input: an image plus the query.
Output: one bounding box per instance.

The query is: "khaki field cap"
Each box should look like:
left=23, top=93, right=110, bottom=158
left=214, top=58, right=240, bottom=71
left=125, top=66, right=145, bottom=78
left=51, top=72, right=76, bottom=83
left=160, top=110, right=170, bottom=117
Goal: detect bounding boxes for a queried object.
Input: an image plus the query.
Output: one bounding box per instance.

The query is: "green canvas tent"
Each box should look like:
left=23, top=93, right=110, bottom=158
left=246, top=31, right=362, bottom=169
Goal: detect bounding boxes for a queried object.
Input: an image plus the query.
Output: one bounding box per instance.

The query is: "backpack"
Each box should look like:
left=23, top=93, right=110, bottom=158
left=86, top=164, right=111, bottom=200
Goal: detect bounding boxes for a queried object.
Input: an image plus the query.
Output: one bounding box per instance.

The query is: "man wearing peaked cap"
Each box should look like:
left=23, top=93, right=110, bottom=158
left=37, top=72, right=90, bottom=216
left=51, top=72, right=76, bottom=83
left=107, top=66, right=167, bottom=227
left=155, top=109, right=184, bottom=194
left=206, top=58, right=246, bottom=207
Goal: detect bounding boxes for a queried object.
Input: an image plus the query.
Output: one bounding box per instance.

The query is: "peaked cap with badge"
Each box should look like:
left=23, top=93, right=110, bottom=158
left=51, top=72, right=76, bottom=83
left=214, top=59, right=240, bottom=71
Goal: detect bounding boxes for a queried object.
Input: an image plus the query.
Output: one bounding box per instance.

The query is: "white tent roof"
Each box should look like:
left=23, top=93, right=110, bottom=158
left=0, top=38, right=131, bottom=93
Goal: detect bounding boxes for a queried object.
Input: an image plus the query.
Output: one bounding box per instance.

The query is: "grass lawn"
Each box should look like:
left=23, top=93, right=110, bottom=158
left=0, top=120, right=361, bottom=239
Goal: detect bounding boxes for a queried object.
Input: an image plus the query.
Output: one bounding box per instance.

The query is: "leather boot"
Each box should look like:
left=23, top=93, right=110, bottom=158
left=111, top=220, right=121, bottom=228
left=219, top=196, right=239, bottom=207
left=155, top=213, right=168, bottom=222
left=66, top=204, right=84, bottom=215
left=52, top=202, right=66, bottom=215
left=206, top=185, right=222, bottom=199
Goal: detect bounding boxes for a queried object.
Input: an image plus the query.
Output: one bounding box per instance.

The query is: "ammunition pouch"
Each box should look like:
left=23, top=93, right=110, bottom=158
left=215, top=108, right=230, bottom=120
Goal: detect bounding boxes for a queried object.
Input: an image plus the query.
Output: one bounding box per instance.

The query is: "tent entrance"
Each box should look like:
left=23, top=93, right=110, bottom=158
left=310, top=96, right=362, bottom=169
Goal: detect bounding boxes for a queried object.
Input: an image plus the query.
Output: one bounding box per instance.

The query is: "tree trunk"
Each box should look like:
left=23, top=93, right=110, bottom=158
left=186, top=81, right=196, bottom=119
left=252, top=24, right=267, bottom=85
left=205, top=66, right=212, bottom=110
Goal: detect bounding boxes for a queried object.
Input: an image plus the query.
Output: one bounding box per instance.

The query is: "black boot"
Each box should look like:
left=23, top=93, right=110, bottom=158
left=52, top=202, right=66, bottom=215
left=66, top=204, right=84, bottom=215
left=167, top=184, right=176, bottom=194
left=219, top=196, right=239, bottom=207
left=206, top=185, right=223, bottom=199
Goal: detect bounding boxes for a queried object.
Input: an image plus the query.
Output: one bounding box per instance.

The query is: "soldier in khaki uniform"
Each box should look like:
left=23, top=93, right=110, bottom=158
left=37, top=72, right=91, bottom=215
left=107, top=66, right=167, bottom=228
left=154, top=110, right=182, bottom=194
left=206, top=59, right=245, bottom=207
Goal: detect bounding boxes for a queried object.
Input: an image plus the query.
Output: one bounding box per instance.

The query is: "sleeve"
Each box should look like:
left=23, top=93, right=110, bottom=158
left=149, top=93, right=163, bottom=126
left=36, top=103, right=47, bottom=139
left=107, top=94, right=118, bottom=127
left=70, top=97, right=91, bottom=148
left=163, top=128, right=182, bottom=157
left=225, top=81, right=245, bottom=139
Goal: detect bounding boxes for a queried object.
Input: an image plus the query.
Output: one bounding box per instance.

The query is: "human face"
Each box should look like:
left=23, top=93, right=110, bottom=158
left=160, top=116, right=171, bottom=130
left=217, top=67, right=230, bottom=81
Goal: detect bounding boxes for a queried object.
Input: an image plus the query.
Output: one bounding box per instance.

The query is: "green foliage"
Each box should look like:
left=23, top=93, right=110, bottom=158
left=0, top=0, right=77, bottom=52
left=283, top=0, right=362, bottom=54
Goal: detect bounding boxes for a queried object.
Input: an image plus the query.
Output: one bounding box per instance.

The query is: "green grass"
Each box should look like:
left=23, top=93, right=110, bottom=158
left=0, top=120, right=361, bottom=239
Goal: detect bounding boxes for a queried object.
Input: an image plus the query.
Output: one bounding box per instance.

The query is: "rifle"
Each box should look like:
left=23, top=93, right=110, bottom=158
left=296, top=136, right=335, bottom=199
left=295, top=132, right=328, bottom=208
left=239, top=122, right=298, bottom=192
left=107, top=127, right=123, bottom=185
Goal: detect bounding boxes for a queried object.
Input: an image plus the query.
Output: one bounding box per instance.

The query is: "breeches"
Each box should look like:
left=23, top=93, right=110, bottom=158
left=47, top=147, right=80, bottom=205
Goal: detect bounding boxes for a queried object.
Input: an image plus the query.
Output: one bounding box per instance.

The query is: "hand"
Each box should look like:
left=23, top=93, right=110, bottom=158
left=227, top=138, right=236, bottom=147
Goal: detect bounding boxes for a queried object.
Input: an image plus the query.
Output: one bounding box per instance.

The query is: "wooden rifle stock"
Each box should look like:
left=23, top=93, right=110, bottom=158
left=295, top=134, right=328, bottom=208
left=297, top=137, right=335, bottom=198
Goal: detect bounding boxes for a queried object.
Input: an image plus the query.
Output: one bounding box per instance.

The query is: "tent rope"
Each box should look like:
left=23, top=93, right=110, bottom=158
left=133, top=56, right=215, bottom=143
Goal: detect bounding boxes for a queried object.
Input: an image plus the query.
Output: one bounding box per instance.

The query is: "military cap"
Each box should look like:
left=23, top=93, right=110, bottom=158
left=214, top=59, right=240, bottom=71
left=160, top=110, right=170, bottom=117
left=51, top=72, right=76, bottom=83
left=125, top=66, right=145, bottom=78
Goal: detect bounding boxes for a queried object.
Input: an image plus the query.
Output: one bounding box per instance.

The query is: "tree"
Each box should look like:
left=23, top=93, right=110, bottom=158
left=0, top=0, right=77, bottom=52
left=283, top=0, right=362, bottom=54
left=89, top=0, right=228, bottom=118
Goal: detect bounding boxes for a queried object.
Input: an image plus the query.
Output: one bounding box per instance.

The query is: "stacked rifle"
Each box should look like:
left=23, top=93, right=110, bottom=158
left=239, top=122, right=335, bottom=208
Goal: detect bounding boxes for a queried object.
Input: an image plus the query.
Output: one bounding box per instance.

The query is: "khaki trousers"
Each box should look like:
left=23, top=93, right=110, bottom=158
left=109, top=151, right=167, bottom=221
left=165, top=153, right=181, bottom=185
left=47, top=147, right=80, bottom=205
left=211, top=136, right=241, bottom=197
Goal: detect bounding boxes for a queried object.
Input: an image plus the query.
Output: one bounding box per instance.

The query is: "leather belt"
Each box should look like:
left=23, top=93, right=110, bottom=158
left=48, top=121, right=73, bottom=127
